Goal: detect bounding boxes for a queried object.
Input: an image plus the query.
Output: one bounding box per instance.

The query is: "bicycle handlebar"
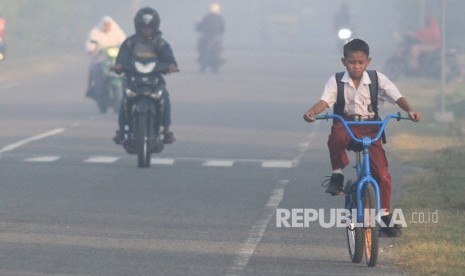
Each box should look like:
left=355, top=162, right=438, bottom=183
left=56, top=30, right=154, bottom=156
left=315, top=112, right=410, bottom=145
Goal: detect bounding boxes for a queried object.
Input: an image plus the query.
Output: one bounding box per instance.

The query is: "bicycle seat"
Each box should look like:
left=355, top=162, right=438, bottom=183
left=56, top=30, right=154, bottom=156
left=346, top=140, right=363, bottom=152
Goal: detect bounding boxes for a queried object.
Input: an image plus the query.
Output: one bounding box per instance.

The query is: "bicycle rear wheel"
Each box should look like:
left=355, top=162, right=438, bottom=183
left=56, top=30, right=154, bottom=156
left=363, top=184, right=379, bottom=267
left=345, top=180, right=364, bottom=263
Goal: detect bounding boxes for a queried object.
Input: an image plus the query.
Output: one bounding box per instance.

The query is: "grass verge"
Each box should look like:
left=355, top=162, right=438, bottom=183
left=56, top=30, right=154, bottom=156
left=0, top=52, right=82, bottom=83
left=389, top=78, right=465, bottom=275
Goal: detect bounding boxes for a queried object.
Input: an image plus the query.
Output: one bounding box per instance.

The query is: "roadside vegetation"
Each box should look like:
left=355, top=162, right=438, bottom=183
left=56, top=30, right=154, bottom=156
left=389, top=78, right=465, bottom=275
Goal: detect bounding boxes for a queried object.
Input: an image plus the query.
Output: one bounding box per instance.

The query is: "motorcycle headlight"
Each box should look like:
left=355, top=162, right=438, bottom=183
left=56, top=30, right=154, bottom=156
left=107, top=47, right=119, bottom=58
left=150, top=90, right=163, bottom=100
left=135, top=61, right=156, bottom=74
left=338, top=28, right=352, bottom=40
left=126, top=89, right=137, bottom=98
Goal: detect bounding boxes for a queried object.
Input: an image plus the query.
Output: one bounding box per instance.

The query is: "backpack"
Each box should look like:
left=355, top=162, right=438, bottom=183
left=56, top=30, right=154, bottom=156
left=334, top=70, right=386, bottom=143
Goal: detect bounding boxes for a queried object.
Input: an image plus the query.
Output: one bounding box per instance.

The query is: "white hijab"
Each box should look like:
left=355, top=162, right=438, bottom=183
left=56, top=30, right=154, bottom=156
left=86, top=16, right=126, bottom=54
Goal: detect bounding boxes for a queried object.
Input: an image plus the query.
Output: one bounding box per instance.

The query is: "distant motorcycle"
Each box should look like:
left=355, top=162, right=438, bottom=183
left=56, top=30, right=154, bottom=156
left=384, top=38, right=462, bottom=82
left=197, top=35, right=224, bottom=73
left=337, top=27, right=353, bottom=48
left=0, top=37, right=6, bottom=61
left=87, top=46, right=123, bottom=113
left=117, top=57, right=176, bottom=168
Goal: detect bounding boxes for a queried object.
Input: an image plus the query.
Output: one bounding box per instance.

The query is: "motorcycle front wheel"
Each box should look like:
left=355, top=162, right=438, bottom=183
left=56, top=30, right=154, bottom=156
left=136, top=113, right=151, bottom=168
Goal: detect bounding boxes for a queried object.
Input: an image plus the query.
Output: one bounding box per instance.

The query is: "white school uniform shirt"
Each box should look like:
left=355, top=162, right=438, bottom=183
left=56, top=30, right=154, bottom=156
left=320, top=71, right=403, bottom=116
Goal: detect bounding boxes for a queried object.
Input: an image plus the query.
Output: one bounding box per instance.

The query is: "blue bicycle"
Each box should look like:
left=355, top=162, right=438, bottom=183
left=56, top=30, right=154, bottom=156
left=315, top=112, right=410, bottom=267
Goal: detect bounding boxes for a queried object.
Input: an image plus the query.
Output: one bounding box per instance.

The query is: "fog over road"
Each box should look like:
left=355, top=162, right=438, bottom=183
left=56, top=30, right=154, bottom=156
left=0, top=49, right=407, bottom=275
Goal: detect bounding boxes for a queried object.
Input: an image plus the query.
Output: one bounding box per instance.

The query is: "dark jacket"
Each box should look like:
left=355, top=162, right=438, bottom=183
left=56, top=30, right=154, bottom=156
left=196, top=14, right=224, bottom=38
left=116, top=31, right=177, bottom=84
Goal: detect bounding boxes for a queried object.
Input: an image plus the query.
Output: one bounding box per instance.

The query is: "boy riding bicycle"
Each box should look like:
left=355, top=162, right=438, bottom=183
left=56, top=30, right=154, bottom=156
left=303, top=39, right=422, bottom=237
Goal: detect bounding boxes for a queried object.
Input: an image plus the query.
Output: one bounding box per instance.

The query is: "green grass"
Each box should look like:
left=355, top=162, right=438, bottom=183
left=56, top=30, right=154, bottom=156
left=389, top=78, right=465, bottom=275
left=0, top=52, right=81, bottom=83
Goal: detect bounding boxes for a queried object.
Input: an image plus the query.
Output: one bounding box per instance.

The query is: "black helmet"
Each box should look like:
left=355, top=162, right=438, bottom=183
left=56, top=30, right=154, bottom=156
left=134, top=7, right=160, bottom=34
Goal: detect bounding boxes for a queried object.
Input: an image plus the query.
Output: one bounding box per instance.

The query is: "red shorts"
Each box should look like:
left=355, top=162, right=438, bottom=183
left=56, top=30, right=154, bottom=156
left=327, top=119, right=392, bottom=212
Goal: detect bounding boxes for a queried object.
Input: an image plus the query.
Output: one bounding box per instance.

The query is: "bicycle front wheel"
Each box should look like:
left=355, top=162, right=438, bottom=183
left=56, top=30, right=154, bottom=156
left=363, top=184, right=379, bottom=267
left=347, top=222, right=364, bottom=263
left=345, top=180, right=364, bottom=263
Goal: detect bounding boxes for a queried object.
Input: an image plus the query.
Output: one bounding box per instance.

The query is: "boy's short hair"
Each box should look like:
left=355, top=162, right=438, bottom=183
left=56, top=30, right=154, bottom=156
left=343, top=39, right=370, bottom=57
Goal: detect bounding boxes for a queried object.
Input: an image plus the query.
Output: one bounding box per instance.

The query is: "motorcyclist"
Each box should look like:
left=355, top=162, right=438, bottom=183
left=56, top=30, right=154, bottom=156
left=0, top=16, right=5, bottom=37
left=196, top=3, right=225, bottom=73
left=0, top=15, right=6, bottom=60
left=405, top=16, right=441, bottom=69
left=333, top=2, right=351, bottom=32
left=85, top=16, right=126, bottom=100
left=112, top=7, right=178, bottom=144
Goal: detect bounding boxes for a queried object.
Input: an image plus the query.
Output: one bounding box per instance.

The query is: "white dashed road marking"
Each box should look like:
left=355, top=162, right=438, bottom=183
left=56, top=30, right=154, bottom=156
left=151, top=158, right=175, bottom=165
left=203, top=160, right=235, bottom=167
left=24, top=156, right=61, bottom=162
left=262, top=160, right=294, bottom=168
left=84, top=156, right=119, bottom=163
left=4, top=154, right=300, bottom=169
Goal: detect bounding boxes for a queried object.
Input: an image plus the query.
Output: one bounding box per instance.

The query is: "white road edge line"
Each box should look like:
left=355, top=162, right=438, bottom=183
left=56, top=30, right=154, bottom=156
left=225, top=179, right=288, bottom=276
left=0, top=128, right=65, bottom=154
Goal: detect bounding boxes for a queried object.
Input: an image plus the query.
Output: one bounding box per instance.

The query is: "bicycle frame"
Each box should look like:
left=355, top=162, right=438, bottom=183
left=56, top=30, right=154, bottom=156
left=315, top=112, right=409, bottom=224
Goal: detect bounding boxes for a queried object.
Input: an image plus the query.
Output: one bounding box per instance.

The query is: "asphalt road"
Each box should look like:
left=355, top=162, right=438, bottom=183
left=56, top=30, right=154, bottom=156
left=0, top=50, right=407, bottom=275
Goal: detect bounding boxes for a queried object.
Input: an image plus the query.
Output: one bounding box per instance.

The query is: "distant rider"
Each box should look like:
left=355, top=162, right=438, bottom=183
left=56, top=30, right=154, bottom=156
left=196, top=3, right=225, bottom=73
left=112, top=7, right=178, bottom=144
left=333, top=2, right=351, bottom=32
left=0, top=16, right=5, bottom=39
left=405, top=16, right=441, bottom=69
left=0, top=15, right=6, bottom=59
left=85, top=16, right=126, bottom=99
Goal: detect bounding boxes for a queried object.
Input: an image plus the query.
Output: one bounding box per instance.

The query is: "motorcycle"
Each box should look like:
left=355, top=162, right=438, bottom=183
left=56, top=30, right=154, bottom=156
left=87, top=46, right=123, bottom=113
left=0, top=37, right=6, bottom=61
left=337, top=27, right=353, bottom=48
left=197, top=35, right=224, bottom=73
left=117, top=57, right=175, bottom=168
left=384, top=38, right=462, bottom=82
